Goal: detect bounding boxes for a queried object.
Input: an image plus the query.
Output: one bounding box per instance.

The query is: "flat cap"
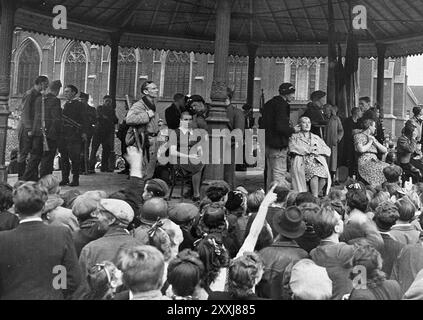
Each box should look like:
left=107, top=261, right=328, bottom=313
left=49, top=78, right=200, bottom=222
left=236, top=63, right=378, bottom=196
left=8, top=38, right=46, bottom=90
left=72, top=190, right=107, bottom=217
left=168, top=203, right=199, bottom=224
left=310, top=90, right=326, bottom=101
left=98, top=199, right=134, bottom=225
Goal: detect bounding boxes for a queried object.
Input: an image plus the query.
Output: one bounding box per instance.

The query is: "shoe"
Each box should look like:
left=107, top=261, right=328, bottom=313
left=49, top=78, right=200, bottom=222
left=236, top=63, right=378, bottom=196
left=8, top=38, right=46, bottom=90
left=69, top=176, right=79, bottom=187
left=118, top=169, right=129, bottom=175
left=59, top=180, right=69, bottom=186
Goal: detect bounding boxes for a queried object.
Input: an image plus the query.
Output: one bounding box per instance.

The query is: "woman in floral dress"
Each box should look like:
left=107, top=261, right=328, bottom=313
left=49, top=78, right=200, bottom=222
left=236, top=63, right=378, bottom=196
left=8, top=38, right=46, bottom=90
left=355, top=118, right=389, bottom=187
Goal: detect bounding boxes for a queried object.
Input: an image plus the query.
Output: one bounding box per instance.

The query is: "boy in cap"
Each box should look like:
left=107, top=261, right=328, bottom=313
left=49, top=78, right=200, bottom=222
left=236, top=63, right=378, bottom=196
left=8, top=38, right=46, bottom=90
left=168, top=202, right=200, bottom=251
left=262, top=83, right=300, bottom=190
left=302, top=90, right=328, bottom=137
left=78, top=199, right=142, bottom=281
left=71, top=190, right=108, bottom=256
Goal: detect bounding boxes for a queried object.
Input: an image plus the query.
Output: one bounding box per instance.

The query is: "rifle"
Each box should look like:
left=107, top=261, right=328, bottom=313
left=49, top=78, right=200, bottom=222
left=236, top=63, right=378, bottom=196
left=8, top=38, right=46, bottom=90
left=41, top=94, right=49, bottom=152
left=62, top=114, right=82, bottom=129
left=84, top=139, right=89, bottom=175
left=125, top=94, right=143, bottom=151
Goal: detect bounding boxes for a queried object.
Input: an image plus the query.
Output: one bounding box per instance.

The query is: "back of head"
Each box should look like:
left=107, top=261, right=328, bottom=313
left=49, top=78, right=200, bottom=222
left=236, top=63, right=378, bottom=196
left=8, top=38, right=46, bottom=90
left=167, top=249, right=205, bottom=297
left=274, top=185, right=290, bottom=204
left=295, top=192, right=318, bottom=206
left=290, top=259, right=332, bottom=300
left=72, top=190, right=108, bottom=220
left=117, top=245, right=165, bottom=294
left=195, top=234, right=229, bottom=286
left=350, top=243, right=384, bottom=286
left=205, top=181, right=230, bottom=202
left=13, top=182, right=48, bottom=216
left=37, top=174, right=60, bottom=195
left=35, top=75, right=48, bottom=85
left=225, top=190, right=245, bottom=213
left=228, top=252, right=263, bottom=298
left=395, top=198, right=416, bottom=222
left=374, top=201, right=399, bottom=231
left=141, top=197, right=168, bottom=222
left=49, top=80, right=62, bottom=92
left=199, top=203, right=227, bottom=234
left=313, top=205, right=341, bottom=239
left=145, top=179, right=169, bottom=198
left=0, top=182, right=13, bottom=212
left=369, top=190, right=391, bottom=212
left=346, top=188, right=369, bottom=212
left=246, top=190, right=265, bottom=213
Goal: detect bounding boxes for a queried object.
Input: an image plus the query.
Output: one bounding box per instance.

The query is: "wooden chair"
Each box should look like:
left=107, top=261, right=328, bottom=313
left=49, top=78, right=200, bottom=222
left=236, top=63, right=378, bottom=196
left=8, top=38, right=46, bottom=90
left=167, top=165, right=193, bottom=201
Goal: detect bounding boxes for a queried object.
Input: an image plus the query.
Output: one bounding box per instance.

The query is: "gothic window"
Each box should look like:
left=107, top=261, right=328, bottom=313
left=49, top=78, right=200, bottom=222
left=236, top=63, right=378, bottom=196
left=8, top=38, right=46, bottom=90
left=308, top=64, right=317, bottom=98
left=17, top=41, right=40, bottom=95
left=64, top=42, right=87, bottom=92
left=290, top=58, right=318, bottom=101
left=227, top=56, right=248, bottom=101
left=117, top=48, right=137, bottom=98
left=163, top=52, right=190, bottom=98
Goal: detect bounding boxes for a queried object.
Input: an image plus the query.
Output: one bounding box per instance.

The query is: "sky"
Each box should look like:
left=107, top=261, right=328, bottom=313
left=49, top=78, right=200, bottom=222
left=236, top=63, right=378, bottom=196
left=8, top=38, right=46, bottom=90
left=407, top=55, right=423, bottom=86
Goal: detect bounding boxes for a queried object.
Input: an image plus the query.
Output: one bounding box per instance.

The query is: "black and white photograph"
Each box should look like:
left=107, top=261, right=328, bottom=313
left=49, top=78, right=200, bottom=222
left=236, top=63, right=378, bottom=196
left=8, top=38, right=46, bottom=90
left=2, top=0, right=423, bottom=307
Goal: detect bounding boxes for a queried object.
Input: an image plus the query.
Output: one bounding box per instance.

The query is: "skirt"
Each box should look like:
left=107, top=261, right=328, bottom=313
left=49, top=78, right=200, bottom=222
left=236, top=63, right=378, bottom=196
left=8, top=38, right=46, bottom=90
left=358, top=153, right=389, bottom=187
left=304, top=155, right=328, bottom=181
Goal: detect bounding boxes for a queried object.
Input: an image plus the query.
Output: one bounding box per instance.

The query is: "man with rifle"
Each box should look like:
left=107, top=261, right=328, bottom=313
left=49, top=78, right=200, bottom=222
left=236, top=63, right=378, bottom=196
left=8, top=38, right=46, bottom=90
left=79, top=92, right=97, bottom=175
left=59, top=85, right=88, bottom=187
left=22, top=80, right=62, bottom=181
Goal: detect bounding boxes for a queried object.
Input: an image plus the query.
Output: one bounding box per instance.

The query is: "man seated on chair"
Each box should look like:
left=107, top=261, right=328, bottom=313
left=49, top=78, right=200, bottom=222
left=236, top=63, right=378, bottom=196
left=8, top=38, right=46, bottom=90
left=169, top=111, right=205, bottom=202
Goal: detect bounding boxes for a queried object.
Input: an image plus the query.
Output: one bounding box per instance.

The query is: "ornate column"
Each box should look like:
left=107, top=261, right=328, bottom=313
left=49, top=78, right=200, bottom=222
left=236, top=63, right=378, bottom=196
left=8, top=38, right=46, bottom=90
left=108, top=32, right=120, bottom=171
left=326, top=0, right=336, bottom=105
left=0, top=0, right=16, bottom=182
left=246, top=43, right=258, bottom=107
left=376, top=43, right=387, bottom=117
left=203, top=0, right=231, bottom=182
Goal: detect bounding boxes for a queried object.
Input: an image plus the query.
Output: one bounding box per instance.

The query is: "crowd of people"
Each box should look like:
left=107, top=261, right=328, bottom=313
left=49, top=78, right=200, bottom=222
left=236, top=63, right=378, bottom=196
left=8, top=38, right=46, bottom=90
left=3, top=142, right=423, bottom=300
left=4, top=76, right=423, bottom=300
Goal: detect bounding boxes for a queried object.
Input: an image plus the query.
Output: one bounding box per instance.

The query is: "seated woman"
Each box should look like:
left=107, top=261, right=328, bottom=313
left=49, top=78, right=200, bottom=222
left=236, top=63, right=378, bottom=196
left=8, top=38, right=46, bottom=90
left=354, top=119, right=389, bottom=187
left=397, top=122, right=422, bottom=183
left=289, top=116, right=332, bottom=197
left=169, top=111, right=205, bottom=201
left=188, top=95, right=209, bottom=130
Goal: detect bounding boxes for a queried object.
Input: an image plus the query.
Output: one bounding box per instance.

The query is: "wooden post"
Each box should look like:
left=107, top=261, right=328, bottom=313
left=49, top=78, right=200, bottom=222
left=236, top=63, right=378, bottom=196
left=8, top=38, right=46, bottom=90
left=376, top=43, right=387, bottom=118
left=247, top=44, right=258, bottom=107
left=203, top=0, right=231, bottom=182
left=0, top=0, right=16, bottom=182
left=327, top=0, right=336, bottom=105
left=108, top=32, right=120, bottom=171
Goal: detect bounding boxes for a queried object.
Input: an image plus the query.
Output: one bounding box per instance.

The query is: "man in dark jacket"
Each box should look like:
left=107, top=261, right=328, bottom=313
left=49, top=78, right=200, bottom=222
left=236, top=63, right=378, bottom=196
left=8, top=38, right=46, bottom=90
left=88, top=95, right=118, bottom=173
left=257, top=206, right=308, bottom=300
left=79, top=92, right=97, bottom=174
left=263, top=83, right=300, bottom=189
left=59, top=85, right=88, bottom=187
left=22, top=80, right=62, bottom=181
left=17, top=75, right=49, bottom=179
left=165, top=93, right=186, bottom=130
left=302, top=90, right=328, bottom=137
left=224, top=88, right=245, bottom=189
left=0, top=182, right=82, bottom=299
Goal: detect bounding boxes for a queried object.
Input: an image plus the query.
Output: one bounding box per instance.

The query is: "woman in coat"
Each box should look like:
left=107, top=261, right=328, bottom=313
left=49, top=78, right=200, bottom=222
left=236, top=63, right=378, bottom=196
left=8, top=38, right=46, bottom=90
left=289, top=116, right=332, bottom=197
left=324, top=104, right=344, bottom=178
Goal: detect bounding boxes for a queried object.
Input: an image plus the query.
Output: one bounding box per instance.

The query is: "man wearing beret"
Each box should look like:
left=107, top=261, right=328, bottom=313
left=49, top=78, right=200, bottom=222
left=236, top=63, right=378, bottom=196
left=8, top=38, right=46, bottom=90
left=302, top=90, right=328, bottom=137
left=263, top=83, right=300, bottom=190
left=168, top=203, right=200, bottom=251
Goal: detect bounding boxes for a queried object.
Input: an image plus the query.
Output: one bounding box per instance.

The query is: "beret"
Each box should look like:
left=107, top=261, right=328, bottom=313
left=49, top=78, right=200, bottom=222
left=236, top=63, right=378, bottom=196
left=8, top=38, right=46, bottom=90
left=168, top=203, right=199, bottom=224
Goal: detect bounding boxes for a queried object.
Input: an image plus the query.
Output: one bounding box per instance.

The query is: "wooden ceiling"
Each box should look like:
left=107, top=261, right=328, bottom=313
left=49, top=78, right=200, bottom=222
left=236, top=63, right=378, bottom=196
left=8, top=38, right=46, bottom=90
left=12, top=0, right=423, bottom=57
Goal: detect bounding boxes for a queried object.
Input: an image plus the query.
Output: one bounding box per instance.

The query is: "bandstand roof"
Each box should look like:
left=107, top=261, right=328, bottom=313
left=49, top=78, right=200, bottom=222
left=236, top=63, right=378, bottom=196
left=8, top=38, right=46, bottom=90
left=11, top=0, right=423, bottom=58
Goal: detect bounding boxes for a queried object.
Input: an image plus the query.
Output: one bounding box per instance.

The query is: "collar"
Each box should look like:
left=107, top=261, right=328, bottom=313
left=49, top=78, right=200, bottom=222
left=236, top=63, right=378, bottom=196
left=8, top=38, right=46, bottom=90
left=129, top=290, right=163, bottom=300
left=271, top=240, right=300, bottom=248
left=391, top=224, right=415, bottom=231
left=103, top=226, right=130, bottom=237
left=19, top=217, right=43, bottom=224
left=179, top=127, right=193, bottom=135
left=142, top=95, right=156, bottom=112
